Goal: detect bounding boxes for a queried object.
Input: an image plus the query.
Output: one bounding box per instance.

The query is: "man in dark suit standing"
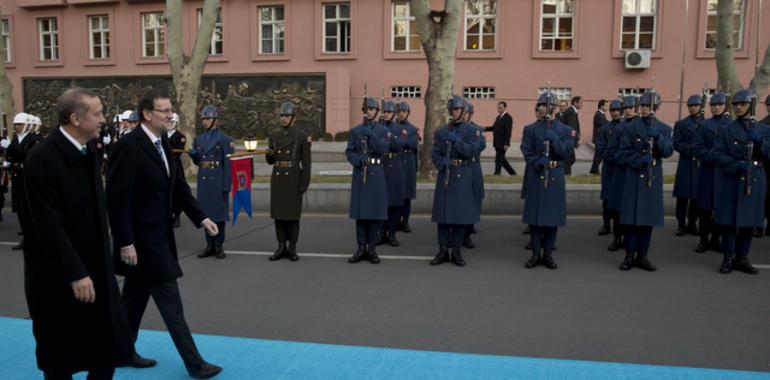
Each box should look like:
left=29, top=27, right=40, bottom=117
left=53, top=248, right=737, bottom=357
left=559, top=96, right=583, bottom=175
left=23, top=88, right=133, bottom=379
left=485, top=101, right=516, bottom=175
left=589, top=99, right=608, bottom=174
left=106, top=90, right=223, bottom=379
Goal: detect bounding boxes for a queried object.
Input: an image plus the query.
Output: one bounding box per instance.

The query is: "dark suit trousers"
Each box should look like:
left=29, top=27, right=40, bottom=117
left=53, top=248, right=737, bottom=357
left=590, top=145, right=601, bottom=173
left=122, top=276, right=203, bottom=369
left=44, top=367, right=115, bottom=380
left=494, top=147, right=515, bottom=175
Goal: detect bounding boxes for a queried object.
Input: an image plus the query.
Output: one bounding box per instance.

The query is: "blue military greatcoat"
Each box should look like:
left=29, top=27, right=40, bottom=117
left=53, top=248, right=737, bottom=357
left=618, top=117, right=674, bottom=227
left=188, top=127, right=233, bottom=222
left=399, top=120, right=419, bottom=200
left=712, top=118, right=769, bottom=227
left=520, top=118, right=575, bottom=227
left=606, top=118, right=633, bottom=211
left=382, top=119, right=406, bottom=207
left=431, top=122, right=483, bottom=225
left=597, top=118, right=623, bottom=200
left=692, top=113, right=730, bottom=211
left=347, top=120, right=390, bottom=220
left=673, top=114, right=704, bottom=198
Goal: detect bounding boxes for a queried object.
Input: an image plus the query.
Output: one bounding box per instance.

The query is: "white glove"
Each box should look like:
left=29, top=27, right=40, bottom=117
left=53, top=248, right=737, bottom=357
left=0, top=139, right=10, bottom=149
left=102, top=135, right=111, bottom=145
left=2, top=161, right=9, bottom=168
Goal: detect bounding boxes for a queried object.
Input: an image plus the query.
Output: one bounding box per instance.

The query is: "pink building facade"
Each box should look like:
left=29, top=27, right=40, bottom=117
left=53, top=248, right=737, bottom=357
left=1, top=0, right=769, bottom=140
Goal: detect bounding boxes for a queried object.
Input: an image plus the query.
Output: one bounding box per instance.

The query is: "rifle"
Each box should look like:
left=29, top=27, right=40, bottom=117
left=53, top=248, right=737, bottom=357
left=0, top=113, right=8, bottom=187
left=361, top=83, right=369, bottom=184
left=444, top=138, right=451, bottom=189
left=543, top=82, right=553, bottom=189
left=647, top=78, right=657, bottom=188
left=693, top=84, right=709, bottom=169
left=745, top=94, right=757, bottom=195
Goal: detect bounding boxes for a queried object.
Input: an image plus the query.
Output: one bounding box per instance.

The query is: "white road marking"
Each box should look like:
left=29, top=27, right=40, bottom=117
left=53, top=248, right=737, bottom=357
left=226, top=250, right=433, bottom=261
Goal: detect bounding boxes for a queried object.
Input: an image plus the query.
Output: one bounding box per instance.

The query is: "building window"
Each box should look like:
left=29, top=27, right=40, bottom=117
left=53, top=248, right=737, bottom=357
left=464, top=87, right=495, bottom=99
left=1, top=19, right=10, bottom=63
left=621, top=0, right=656, bottom=50
left=142, top=12, right=165, bottom=58
left=617, top=87, right=649, bottom=97
left=392, top=1, right=419, bottom=52
left=38, top=18, right=59, bottom=61
left=705, top=0, right=744, bottom=50
left=88, top=15, right=110, bottom=59
left=322, top=3, right=350, bottom=53
left=391, top=86, right=421, bottom=98
left=465, top=0, right=496, bottom=51
left=259, top=6, right=284, bottom=54
left=540, top=0, right=574, bottom=52
left=539, top=87, right=572, bottom=101
left=198, top=8, right=223, bottom=55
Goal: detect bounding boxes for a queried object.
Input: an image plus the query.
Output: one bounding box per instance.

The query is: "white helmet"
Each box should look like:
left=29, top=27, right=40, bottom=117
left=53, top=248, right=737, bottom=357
left=34, top=116, right=42, bottom=126
left=119, top=110, right=133, bottom=121
left=12, top=112, right=28, bottom=124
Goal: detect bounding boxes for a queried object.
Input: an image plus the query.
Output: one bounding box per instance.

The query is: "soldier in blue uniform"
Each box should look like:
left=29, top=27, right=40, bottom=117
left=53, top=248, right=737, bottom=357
left=617, top=91, right=674, bottom=271
left=605, top=96, right=637, bottom=252
left=396, top=101, right=419, bottom=233
left=188, top=105, right=234, bottom=259
left=347, top=97, right=390, bottom=264
left=462, top=100, right=486, bottom=249
left=763, top=95, right=770, bottom=236
left=379, top=100, right=406, bottom=247
left=692, top=92, right=729, bottom=253
left=521, top=92, right=575, bottom=269
left=672, top=94, right=705, bottom=236
left=596, top=99, right=624, bottom=250
left=712, top=89, right=768, bottom=274
left=430, top=96, right=483, bottom=267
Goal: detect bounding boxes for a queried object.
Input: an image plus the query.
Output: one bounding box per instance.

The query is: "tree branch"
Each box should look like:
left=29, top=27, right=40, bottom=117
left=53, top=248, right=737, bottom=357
left=715, top=0, right=741, bottom=94
left=749, top=43, right=770, bottom=100
left=190, top=0, right=219, bottom=71
left=165, top=0, right=185, bottom=72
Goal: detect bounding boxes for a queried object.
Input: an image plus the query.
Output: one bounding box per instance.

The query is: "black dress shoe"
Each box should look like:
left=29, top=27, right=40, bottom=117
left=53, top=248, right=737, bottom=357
left=598, top=224, right=611, bottom=236
left=349, top=246, right=366, bottom=263
left=608, top=237, right=622, bottom=252
left=11, top=241, right=23, bottom=251
left=619, top=253, right=634, bottom=271
left=125, top=354, right=157, bottom=368
left=368, top=248, right=381, bottom=264
left=387, top=236, right=400, bottom=247
left=734, top=258, right=758, bottom=275
left=470, top=226, right=478, bottom=234
left=462, top=236, right=475, bottom=249
left=635, top=257, right=657, bottom=272
left=707, top=240, right=722, bottom=253
left=765, top=226, right=770, bottom=236
left=430, top=247, right=448, bottom=265
left=675, top=227, right=686, bottom=237
left=525, top=242, right=532, bottom=250
left=287, top=243, right=299, bottom=262
left=695, top=241, right=708, bottom=253
left=187, top=361, right=223, bottom=379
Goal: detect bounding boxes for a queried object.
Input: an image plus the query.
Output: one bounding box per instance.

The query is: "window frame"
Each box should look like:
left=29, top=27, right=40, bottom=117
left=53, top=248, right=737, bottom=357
left=619, top=0, right=657, bottom=51
left=610, top=0, right=665, bottom=59
left=88, top=14, right=110, bottom=60
left=197, top=7, right=224, bottom=56
left=538, top=0, right=574, bottom=53
left=314, top=0, right=356, bottom=60
left=141, top=11, right=165, bottom=59
left=391, top=85, right=421, bottom=99
left=464, top=0, right=497, bottom=52
left=1, top=17, right=11, bottom=65
left=38, top=17, right=60, bottom=62
left=463, top=86, right=496, bottom=100
left=391, top=1, right=420, bottom=53
left=321, top=2, right=351, bottom=54
left=530, top=0, right=580, bottom=59
left=258, top=5, right=285, bottom=55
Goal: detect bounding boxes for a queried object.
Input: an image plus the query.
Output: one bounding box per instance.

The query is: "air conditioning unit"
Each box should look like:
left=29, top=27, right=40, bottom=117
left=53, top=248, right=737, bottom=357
left=624, top=50, right=651, bottom=69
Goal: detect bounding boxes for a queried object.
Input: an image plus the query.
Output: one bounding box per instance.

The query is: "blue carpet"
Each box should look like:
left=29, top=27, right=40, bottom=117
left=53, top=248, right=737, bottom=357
left=1, top=317, right=768, bottom=379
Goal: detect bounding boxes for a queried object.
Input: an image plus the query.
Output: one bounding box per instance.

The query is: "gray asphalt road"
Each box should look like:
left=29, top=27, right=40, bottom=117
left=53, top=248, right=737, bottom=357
left=1, top=213, right=769, bottom=372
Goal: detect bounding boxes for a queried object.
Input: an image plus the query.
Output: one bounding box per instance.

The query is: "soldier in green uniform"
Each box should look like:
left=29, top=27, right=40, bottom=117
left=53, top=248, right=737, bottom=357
left=266, top=102, right=312, bottom=261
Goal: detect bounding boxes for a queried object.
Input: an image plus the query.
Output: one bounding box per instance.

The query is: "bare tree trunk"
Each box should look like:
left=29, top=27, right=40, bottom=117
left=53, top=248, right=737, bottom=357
left=411, top=0, right=463, bottom=180
left=749, top=43, right=770, bottom=100
left=166, top=0, right=219, bottom=176
left=0, top=6, right=15, bottom=125
left=715, top=0, right=742, bottom=95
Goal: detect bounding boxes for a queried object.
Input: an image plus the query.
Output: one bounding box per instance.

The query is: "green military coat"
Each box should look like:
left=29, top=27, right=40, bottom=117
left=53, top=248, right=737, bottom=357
left=266, top=125, right=312, bottom=220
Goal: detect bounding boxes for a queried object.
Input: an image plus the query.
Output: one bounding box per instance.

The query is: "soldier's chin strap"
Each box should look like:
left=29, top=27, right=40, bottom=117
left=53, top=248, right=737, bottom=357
left=364, top=110, right=380, bottom=123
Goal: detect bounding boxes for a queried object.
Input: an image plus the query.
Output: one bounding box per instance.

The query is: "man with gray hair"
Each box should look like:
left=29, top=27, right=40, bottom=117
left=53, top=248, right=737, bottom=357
left=23, top=88, right=134, bottom=379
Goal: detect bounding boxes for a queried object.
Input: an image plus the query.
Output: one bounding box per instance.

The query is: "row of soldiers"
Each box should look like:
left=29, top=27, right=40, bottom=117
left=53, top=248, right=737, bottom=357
left=595, top=89, right=769, bottom=274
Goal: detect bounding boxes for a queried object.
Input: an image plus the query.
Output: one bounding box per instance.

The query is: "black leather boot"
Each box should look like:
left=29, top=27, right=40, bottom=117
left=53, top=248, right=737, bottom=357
left=348, top=245, right=366, bottom=263
left=608, top=236, right=623, bottom=252
left=388, top=235, right=400, bottom=247
left=598, top=224, right=611, bottom=236
left=171, top=214, right=181, bottom=228
left=524, top=251, right=540, bottom=269
left=430, top=247, right=448, bottom=265
left=719, top=253, right=733, bottom=274
left=287, top=242, right=299, bottom=261
left=685, top=222, right=699, bottom=236
left=452, top=248, right=466, bottom=267
left=635, top=255, right=657, bottom=272
left=462, top=235, right=475, bottom=249
left=400, top=220, right=411, bottom=233
left=542, top=250, right=557, bottom=270
left=368, top=245, right=381, bottom=264
left=695, top=239, right=708, bottom=253
left=619, top=252, right=634, bottom=271
left=214, top=242, right=226, bottom=259
left=734, top=255, right=758, bottom=275
left=269, top=242, right=286, bottom=261
left=197, top=241, right=214, bottom=258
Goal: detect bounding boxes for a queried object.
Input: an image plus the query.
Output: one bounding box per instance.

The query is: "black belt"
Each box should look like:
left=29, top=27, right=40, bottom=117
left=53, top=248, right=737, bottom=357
left=367, top=158, right=382, bottom=165
left=451, top=159, right=469, bottom=167
left=386, top=152, right=399, bottom=159
left=403, top=149, right=415, bottom=153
